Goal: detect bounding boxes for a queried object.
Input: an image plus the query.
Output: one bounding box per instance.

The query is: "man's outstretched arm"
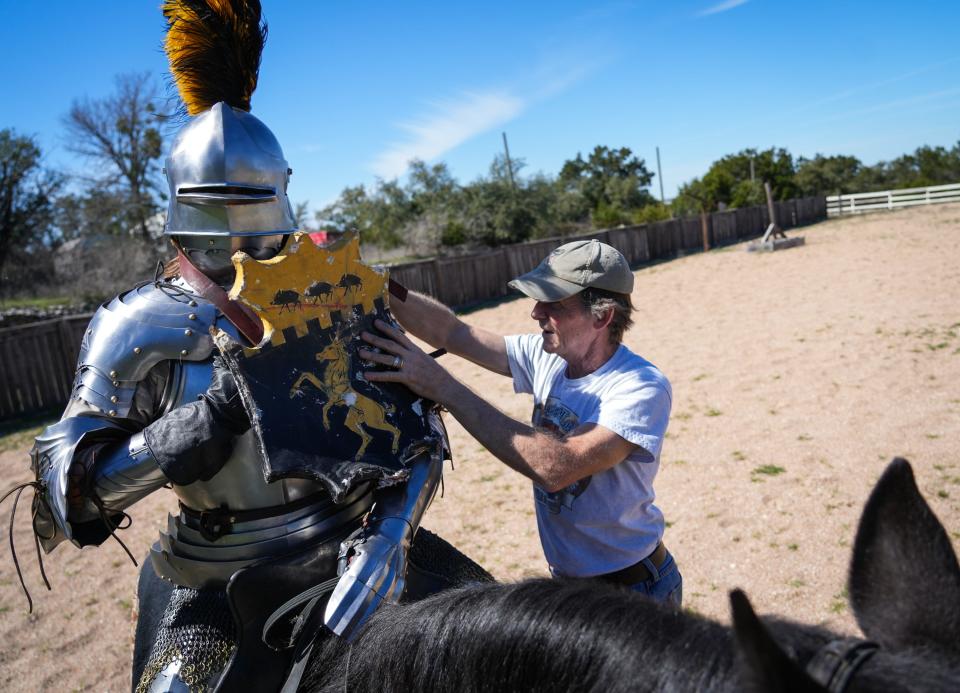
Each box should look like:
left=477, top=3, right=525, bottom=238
left=361, top=320, right=636, bottom=492
left=389, top=289, right=511, bottom=376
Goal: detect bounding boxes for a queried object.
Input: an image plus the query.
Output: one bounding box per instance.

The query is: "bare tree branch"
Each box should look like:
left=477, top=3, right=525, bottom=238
left=63, top=72, right=166, bottom=239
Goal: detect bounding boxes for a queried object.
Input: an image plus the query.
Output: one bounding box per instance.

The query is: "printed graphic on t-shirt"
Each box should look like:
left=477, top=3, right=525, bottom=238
left=532, top=397, right=579, bottom=434
left=532, top=395, right=592, bottom=514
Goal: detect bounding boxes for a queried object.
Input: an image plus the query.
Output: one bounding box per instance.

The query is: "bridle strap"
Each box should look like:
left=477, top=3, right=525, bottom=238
left=176, top=246, right=265, bottom=346
left=806, top=638, right=879, bottom=692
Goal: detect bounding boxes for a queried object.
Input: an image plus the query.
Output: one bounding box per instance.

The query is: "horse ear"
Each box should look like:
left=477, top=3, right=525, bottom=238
left=849, top=458, right=960, bottom=653
left=730, top=589, right=826, bottom=693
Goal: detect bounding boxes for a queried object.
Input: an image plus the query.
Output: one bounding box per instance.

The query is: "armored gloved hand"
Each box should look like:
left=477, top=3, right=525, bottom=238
left=142, top=358, right=250, bottom=485
left=323, top=516, right=412, bottom=641
left=203, top=356, right=250, bottom=435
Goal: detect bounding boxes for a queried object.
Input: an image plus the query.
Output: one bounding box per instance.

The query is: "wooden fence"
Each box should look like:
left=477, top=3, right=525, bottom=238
left=0, top=314, right=90, bottom=420
left=391, top=195, right=825, bottom=306
left=826, top=182, right=960, bottom=216
left=0, top=195, right=825, bottom=422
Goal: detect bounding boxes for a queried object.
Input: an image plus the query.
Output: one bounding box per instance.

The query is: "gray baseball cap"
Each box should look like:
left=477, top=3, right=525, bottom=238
left=508, top=239, right=634, bottom=302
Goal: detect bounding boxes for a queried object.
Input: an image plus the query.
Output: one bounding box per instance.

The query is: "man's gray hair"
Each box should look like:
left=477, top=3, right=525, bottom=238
left=577, top=288, right=635, bottom=344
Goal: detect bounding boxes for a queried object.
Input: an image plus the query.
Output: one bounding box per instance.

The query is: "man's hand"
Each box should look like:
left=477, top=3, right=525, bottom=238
left=359, top=320, right=453, bottom=404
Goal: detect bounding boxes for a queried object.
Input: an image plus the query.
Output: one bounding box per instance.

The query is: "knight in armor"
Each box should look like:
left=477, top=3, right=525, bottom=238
left=22, top=2, right=487, bottom=690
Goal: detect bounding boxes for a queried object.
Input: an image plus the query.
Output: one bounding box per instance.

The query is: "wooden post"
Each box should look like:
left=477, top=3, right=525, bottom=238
left=656, top=146, right=665, bottom=205
left=700, top=210, right=710, bottom=252
left=765, top=181, right=777, bottom=227
left=760, top=181, right=785, bottom=243
left=502, top=132, right=517, bottom=193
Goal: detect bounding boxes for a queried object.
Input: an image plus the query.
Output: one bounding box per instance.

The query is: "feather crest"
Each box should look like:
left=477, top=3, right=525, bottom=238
left=162, top=0, right=267, bottom=115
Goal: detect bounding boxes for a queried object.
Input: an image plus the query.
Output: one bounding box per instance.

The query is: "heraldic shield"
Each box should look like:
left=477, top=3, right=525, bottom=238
left=214, top=232, right=443, bottom=501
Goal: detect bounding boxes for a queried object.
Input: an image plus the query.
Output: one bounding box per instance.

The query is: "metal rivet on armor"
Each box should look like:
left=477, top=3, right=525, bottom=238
left=184, top=329, right=193, bottom=336
left=181, top=350, right=188, bottom=356
left=113, top=381, right=119, bottom=387
left=189, top=301, right=198, bottom=307
left=108, top=410, right=117, bottom=417
left=109, top=370, right=118, bottom=378
left=188, top=313, right=197, bottom=320
left=110, top=395, right=118, bottom=404
left=133, top=347, right=142, bottom=355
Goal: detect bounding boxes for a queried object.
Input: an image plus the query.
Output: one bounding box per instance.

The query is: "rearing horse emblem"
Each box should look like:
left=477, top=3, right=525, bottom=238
left=216, top=231, right=436, bottom=493
left=290, top=339, right=401, bottom=458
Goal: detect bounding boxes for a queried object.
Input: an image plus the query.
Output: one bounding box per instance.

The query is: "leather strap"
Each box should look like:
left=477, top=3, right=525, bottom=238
left=806, top=639, right=879, bottom=692
left=176, top=247, right=265, bottom=346
left=388, top=277, right=408, bottom=302
left=180, top=492, right=330, bottom=542
left=179, top=484, right=370, bottom=541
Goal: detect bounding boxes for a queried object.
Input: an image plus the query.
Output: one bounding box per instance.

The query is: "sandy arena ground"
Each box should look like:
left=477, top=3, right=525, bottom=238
left=1, top=204, right=959, bottom=690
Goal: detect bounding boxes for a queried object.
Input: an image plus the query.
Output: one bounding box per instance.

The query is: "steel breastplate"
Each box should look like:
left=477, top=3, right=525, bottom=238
left=159, top=310, right=330, bottom=510
left=153, top=313, right=370, bottom=589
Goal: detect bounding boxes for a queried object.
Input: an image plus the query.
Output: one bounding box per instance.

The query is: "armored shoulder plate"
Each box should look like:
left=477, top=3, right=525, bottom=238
left=72, top=282, right=217, bottom=418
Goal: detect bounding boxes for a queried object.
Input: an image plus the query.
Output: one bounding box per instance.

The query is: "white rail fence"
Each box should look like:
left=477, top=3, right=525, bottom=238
left=827, top=182, right=960, bottom=217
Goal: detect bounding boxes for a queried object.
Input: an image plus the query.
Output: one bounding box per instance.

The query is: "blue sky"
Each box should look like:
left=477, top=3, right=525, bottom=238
left=2, top=1, right=958, bottom=215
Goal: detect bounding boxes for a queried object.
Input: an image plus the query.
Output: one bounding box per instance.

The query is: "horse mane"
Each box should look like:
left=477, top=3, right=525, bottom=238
left=297, top=460, right=960, bottom=692
left=307, top=578, right=735, bottom=693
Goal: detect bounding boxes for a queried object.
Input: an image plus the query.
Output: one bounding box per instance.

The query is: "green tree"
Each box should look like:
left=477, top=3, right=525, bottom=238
left=673, top=147, right=797, bottom=214
left=874, top=143, right=960, bottom=189
left=0, top=130, right=62, bottom=295
left=406, top=160, right=459, bottom=216
left=318, top=180, right=416, bottom=248
left=63, top=72, right=166, bottom=239
left=559, top=146, right=656, bottom=226
left=631, top=201, right=671, bottom=224
left=457, top=178, right=535, bottom=246
left=795, top=154, right=862, bottom=196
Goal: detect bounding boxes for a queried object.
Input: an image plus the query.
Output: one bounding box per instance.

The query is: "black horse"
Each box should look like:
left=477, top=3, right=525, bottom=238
left=307, top=458, right=960, bottom=692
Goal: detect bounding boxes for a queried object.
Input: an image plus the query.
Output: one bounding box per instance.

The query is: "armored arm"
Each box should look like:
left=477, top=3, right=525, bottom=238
left=323, top=449, right=443, bottom=640
left=31, top=283, right=225, bottom=552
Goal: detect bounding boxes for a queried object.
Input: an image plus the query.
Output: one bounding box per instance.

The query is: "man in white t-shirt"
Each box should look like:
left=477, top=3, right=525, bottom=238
left=359, top=239, right=680, bottom=605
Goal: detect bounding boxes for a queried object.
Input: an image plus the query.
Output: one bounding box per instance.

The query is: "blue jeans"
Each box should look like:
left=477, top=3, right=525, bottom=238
left=629, top=549, right=682, bottom=607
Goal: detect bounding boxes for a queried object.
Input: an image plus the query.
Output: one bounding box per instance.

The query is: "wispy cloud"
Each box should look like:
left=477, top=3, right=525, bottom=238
left=371, top=91, right=524, bottom=179
left=806, top=86, right=960, bottom=126
left=789, top=57, right=960, bottom=113
left=698, top=0, right=749, bottom=17
left=368, top=18, right=615, bottom=180
left=370, top=49, right=606, bottom=179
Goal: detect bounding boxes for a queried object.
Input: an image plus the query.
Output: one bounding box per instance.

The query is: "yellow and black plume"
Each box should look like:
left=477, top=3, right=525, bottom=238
left=162, top=0, right=267, bottom=116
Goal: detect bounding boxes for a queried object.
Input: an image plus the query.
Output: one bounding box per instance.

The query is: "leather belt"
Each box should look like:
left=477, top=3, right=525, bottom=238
left=596, top=542, right=669, bottom=585
left=179, top=490, right=335, bottom=541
